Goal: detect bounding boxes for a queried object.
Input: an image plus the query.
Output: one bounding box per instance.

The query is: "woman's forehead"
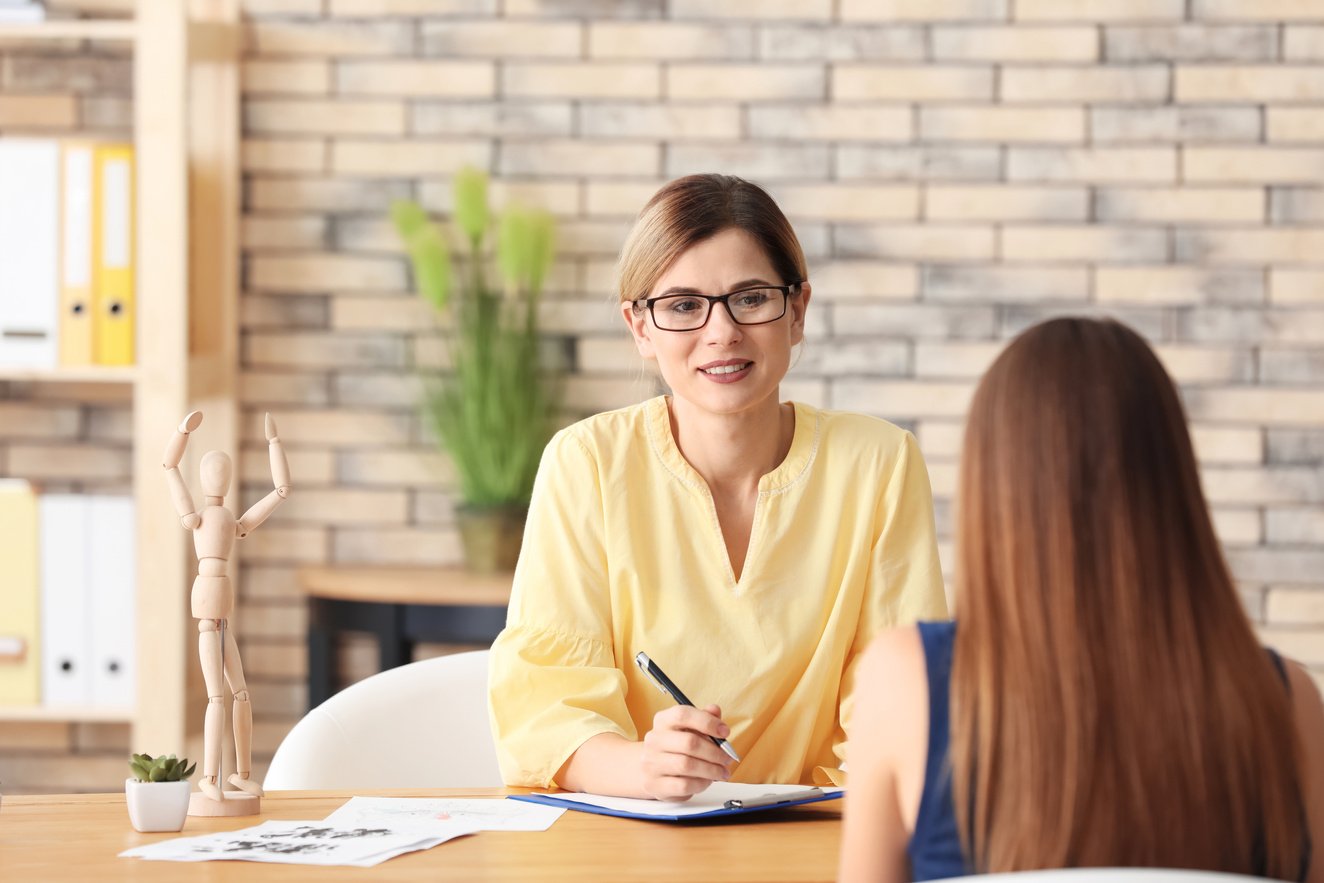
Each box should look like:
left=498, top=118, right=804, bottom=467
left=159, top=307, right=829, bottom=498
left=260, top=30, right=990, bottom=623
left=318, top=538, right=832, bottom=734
left=652, top=228, right=778, bottom=293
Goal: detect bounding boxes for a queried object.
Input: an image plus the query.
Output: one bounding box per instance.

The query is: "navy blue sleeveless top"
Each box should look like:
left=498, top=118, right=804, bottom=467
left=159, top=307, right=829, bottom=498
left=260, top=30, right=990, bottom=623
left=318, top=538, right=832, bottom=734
left=907, top=620, right=1311, bottom=882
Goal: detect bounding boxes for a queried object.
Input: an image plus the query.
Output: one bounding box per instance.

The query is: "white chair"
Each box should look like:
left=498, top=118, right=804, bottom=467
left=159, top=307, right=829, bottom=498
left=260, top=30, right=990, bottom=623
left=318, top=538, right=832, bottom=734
left=264, top=649, right=502, bottom=790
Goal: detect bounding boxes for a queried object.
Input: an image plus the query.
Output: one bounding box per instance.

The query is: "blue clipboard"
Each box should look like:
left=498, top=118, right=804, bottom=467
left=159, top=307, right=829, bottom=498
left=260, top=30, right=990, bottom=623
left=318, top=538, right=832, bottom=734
left=509, top=786, right=842, bottom=822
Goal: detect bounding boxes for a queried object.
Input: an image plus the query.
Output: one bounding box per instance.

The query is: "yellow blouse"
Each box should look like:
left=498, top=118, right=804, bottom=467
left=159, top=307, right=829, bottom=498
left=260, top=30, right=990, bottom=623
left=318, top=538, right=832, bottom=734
left=487, top=395, right=947, bottom=788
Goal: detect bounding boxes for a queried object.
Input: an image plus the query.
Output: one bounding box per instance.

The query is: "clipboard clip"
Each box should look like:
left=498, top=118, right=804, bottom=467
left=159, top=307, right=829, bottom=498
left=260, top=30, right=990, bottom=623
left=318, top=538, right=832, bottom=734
left=722, top=787, right=824, bottom=810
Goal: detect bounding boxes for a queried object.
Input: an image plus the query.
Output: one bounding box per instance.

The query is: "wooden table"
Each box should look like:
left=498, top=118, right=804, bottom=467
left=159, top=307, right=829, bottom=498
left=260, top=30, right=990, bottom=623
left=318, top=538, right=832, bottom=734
left=0, top=788, right=844, bottom=881
left=299, top=566, right=512, bottom=709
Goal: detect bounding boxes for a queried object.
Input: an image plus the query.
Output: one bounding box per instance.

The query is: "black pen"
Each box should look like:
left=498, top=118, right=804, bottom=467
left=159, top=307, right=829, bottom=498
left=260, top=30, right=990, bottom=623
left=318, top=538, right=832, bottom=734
left=634, top=651, right=741, bottom=763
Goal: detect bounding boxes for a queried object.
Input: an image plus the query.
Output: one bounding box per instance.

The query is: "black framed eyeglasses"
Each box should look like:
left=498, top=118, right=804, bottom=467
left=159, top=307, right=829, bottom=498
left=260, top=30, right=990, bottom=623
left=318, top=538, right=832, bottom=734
left=632, top=283, right=801, bottom=332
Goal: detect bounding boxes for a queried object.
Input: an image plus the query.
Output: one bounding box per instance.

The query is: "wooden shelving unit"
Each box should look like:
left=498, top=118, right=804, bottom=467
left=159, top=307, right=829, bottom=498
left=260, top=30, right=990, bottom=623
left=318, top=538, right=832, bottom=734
left=0, top=1, right=239, bottom=760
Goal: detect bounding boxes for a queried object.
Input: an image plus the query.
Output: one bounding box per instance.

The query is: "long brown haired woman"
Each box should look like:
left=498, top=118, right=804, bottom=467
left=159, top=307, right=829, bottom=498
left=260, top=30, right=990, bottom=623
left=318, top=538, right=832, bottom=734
left=839, top=317, right=1322, bottom=882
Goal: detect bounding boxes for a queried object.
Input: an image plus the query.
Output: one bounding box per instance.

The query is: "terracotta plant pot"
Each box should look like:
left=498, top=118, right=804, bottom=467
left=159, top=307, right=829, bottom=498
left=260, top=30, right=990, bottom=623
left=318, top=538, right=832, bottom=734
left=125, top=778, right=191, bottom=833
left=455, top=505, right=526, bottom=574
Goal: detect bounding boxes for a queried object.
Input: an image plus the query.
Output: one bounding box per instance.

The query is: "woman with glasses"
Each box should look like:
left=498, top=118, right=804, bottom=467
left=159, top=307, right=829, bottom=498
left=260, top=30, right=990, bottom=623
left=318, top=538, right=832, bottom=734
left=838, top=317, right=1321, bottom=882
left=487, top=174, right=948, bottom=800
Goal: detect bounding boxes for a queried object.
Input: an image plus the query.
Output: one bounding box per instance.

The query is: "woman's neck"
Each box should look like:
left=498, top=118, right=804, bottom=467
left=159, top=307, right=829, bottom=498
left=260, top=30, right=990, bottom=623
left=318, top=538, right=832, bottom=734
left=668, top=393, right=794, bottom=492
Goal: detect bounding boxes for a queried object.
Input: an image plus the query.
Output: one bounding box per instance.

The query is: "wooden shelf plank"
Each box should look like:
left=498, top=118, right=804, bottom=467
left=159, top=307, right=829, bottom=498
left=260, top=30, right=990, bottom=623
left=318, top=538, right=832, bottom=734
left=299, top=565, right=513, bottom=608
left=0, top=365, right=137, bottom=384
left=0, top=705, right=133, bottom=724
left=0, top=19, right=136, bottom=42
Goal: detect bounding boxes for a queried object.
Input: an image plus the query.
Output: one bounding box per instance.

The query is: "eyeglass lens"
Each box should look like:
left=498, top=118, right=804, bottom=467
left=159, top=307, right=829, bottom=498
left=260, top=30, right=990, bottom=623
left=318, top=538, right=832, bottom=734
left=651, top=288, right=787, bottom=331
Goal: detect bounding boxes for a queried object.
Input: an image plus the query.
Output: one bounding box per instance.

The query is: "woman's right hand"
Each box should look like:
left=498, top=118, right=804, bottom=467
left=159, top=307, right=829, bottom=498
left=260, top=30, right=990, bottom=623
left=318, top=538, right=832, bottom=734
left=640, top=703, right=736, bottom=801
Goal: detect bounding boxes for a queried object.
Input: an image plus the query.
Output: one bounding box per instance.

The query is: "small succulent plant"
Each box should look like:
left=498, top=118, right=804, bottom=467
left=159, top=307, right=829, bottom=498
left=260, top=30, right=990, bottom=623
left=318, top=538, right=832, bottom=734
left=129, top=753, right=196, bottom=783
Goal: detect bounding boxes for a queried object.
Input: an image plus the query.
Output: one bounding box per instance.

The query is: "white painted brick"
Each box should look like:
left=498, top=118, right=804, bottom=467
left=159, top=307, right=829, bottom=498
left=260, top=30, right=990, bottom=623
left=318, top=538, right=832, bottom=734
left=1008, top=147, right=1178, bottom=183
left=1104, top=25, right=1278, bottom=61
left=564, top=375, right=655, bottom=412
left=249, top=177, right=412, bottom=213
left=242, top=60, right=330, bottom=95
left=1203, top=466, right=1324, bottom=504
left=419, top=20, right=581, bottom=57
left=338, top=448, right=451, bottom=487
left=1002, top=225, right=1168, bottom=263
left=831, top=303, right=996, bottom=338
left=914, top=341, right=1002, bottom=378
left=502, top=140, right=658, bottom=177
left=411, top=101, right=572, bottom=137
left=243, top=216, right=328, bottom=251
left=925, top=185, right=1089, bottom=221
left=1091, top=107, right=1261, bottom=143
left=1177, top=66, right=1324, bottom=102
left=1229, top=548, right=1324, bottom=584
left=248, top=21, right=415, bottom=56
left=245, top=99, right=405, bottom=136
left=1186, top=147, right=1324, bottom=184
left=330, top=139, right=491, bottom=177
left=242, top=139, right=326, bottom=173
left=1014, top=0, right=1183, bottom=22
left=580, top=104, right=741, bottom=139
left=1266, top=587, right=1324, bottom=625
left=577, top=336, right=645, bottom=374
left=418, top=179, right=581, bottom=217
left=666, top=143, right=829, bottom=180
left=588, top=22, right=755, bottom=59
left=1190, top=425, right=1263, bottom=463
left=795, top=339, right=911, bottom=376
left=667, top=64, right=824, bottom=101
left=1178, top=307, right=1324, bottom=343
left=832, top=380, right=974, bottom=419
left=335, top=61, right=495, bottom=98
left=1266, top=507, right=1324, bottom=544
left=835, top=224, right=997, bottom=261
left=335, top=371, right=428, bottom=406
left=1000, top=304, right=1166, bottom=339
left=505, top=63, right=660, bottom=100
left=502, top=0, right=664, bottom=17
left=838, top=145, right=1001, bottom=181
left=245, top=332, right=407, bottom=371
left=1270, top=269, right=1324, bottom=305
left=1176, top=228, right=1324, bottom=264
left=250, top=253, right=406, bottom=293
left=583, top=181, right=664, bottom=216
left=1195, top=0, right=1324, bottom=21
left=1284, top=25, right=1324, bottom=60
left=749, top=104, right=912, bottom=141
left=330, top=0, right=493, bottom=13
left=240, top=371, right=332, bottom=407
left=932, top=26, right=1097, bottom=61
left=670, top=0, right=831, bottom=18
left=922, top=265, right=1089, bottom=301
left=840, top=0, right=1007, bottom=21
left=1002, top=65, right=1170, bottom=102
left=834, top=65, right=993, bottom=101
left=1096, top=266, right=1263, bottom=305
left=920, top=106, right=1085, bottom=143
left=1261, top=348, right=1324, bottom=384
left=1097, top=187, right=1264, bottom=223
left=809, top=261, right=919, bottom=300
left=331, top=294, right=433, bottom=331
left=1267, top=109, right=1324, bottom=142
left=759, top=24, right=925, bottom=61
left=1183, top=387, right=1324, bottom=426
left=770, top=184, right=919, bottom=221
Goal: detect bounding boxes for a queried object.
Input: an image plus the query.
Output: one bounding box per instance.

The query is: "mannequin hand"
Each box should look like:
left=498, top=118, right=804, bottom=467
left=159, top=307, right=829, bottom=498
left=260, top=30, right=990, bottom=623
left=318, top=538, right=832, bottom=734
left=181, top=513, right=201, bottom=530
left=264, top=412, right=279, bottom=442
left=179, top=411, right=203, bottom=434
left=640, top=704, right=735, bottom=801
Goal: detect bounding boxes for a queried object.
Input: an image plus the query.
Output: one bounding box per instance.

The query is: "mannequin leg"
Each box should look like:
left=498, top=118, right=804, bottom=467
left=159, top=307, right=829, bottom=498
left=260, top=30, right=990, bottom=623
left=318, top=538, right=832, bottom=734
left=198, top=620, right=225, bottom=801
left=221, top=627, right=263, bottom=797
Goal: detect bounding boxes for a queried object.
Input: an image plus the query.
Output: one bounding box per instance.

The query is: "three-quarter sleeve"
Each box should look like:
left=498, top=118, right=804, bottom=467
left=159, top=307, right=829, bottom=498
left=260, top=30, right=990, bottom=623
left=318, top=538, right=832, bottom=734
left=819, top=430, right=949, bottom=785
left=487, top=429, right=634, bottom=788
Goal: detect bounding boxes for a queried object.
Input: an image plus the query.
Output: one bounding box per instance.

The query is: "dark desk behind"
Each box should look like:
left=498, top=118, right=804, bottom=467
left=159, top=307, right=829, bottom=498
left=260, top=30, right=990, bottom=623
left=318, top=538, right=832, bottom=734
left=298, top=566, right=511, bottom=709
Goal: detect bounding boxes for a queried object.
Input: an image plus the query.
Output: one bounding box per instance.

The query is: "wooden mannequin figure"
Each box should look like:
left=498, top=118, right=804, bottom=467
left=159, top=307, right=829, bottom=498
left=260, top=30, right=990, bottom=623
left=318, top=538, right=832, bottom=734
left=163, top=410, right=291, bottom=817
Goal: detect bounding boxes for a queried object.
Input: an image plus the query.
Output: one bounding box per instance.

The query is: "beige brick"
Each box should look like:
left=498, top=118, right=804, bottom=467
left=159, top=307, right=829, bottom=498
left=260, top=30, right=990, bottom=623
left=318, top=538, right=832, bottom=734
left=1178, top=306, right=1324, bottom=343
left=1002, top=226, right=1167, bottom=263
left=1284, top=25, right=1324, bottom=60
left=334, top=371, right=428, bottom=406
left=241, top=448, right=336, bottom=485
left=1211, top=509, right=1262, bottom=544
left=0, top=95, right=77, bottom=128
left=540, top=299, right=636, bottom=335
left=254, top=410, right=415, bottom=449
left=0, top=755, right=126, bottom=793
left=338, top=448, right=451, bottom=487
left=250, top=253, right=406, bottom=293
left=1268, top=108, right=1324, bottom=142
left=1002, top=65, right=1170, bottom=102
left=501, top=139, right=657, bottom=177
left=925, top=184, right=1088, bottom=221
left=919, top=106, right=1085, bottom=143
left=667, top=143, right=829, bottom=180
left=1273, top=188, right=1324, bottom=230
left=1229, top=547, right=1324, bottom=584
left=749, top=104, right=912, bottom=141
left=244, top=297, right=324, bottom=338
left=1190, top=426, right=1263, bottom=463
left=331, top=294, right=433, bottom=332
left=1196, top=0, right=1324, bottom=21
left=670, top=0, right=831, bottom=18
left=840, top=0, right=1007, bottom=20
left=8, top=444, right=129, bottom=480
left=584, top=181, right=666, bottom=216
left=1008, top=147, right=1178, bottom=183
left=241, top=60, right=330, bottom=96
left=577, top=337, right=645, bottom=374
left=240, top=370, right=332, bottom=407
left=916, top=420, right=964, bottom=458
left=334, top=526, right=463, bottom=566
left=329, top=139, right=490, bottom=177
left=329, top=0, right=492, bottom=13
left=242, top=216, right=328, bottom=251
left=1270, top=269, right=1324, bottom=304
left=505, top=63, right=659, bottom=100
left=770, top=184, right=919, bottom=221
left=245, top=99, right=405, bottom=136
left=1096, top=266, right=1263, bottom=305
left=579, top=104, right=741, bottom=139
left=334, top=61, right=495, bottom=100
left=1153, top=345, right=1256, bottom=383
left=0, top=403, right=79, bottom=439
left=248, top=20, right=414, bottom=56
left=1177, top=228, right=1324, bottom=263
left=588, top=22, right=755, bottom=59
left=1185, top=147, right=1324, bottom=184
left=243, top=643, right=306, bottom=680
left=1202, top=465, right=1324, bottom=504
left=914, top=341, right=1002, bottom=378
left=1014, top=0, right=1183, bottom=21
left=243, top=0, right=323, bottom=12
left=835, top=224, right=997, bottom=261
left=922, top=265, right=1089, bottom=301
left=833, top=303, right=996, bottom=339
left=1092, top=106, right=1260, bottom=143
left=564, top=375, right=656, bottom=413
left=667, top=64, right=823, bottom=101
left=412, top=101, right=572, bottom=138
left=809, top=261, right=918, bottom=300
left=1183, top=387, right=1324, bottom=426
left=241, top=526, right=330, bottom=564
left=931, top=25, right=1097, bottom=61
left=1266, top=507, right=1324, bottom=544
left=1097, top=187, right=1264, bottom=223
left=249, top=177, right=411, bottom=213
left=837, top=144, right=1001, bottom=180
left=554, top=219, right=634, bottom=257
left=834, top=65, right=993, bottom=101
left=1267, top=587, right=1324, bottom=625
left=759, top=24, right=925, bottom=60
left=1177, top=66, right=1324, bottom=102
left=1104, top=24, right=1278, bottom=61
left=419, top=20, right=581, bottom=57
left=1256, top=628, right=1324, bottom=666
left=833, top=380, right=974, bottom=418
left=242, top=138, right=326, bottom=173
left=0, top=722, right=72, bottom=751
left=245, top=331, right=407, bottom=371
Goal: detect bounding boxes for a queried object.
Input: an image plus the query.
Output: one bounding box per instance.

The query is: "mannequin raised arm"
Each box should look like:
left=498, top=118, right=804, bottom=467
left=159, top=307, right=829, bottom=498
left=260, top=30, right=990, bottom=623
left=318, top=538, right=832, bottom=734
left=237, top=413, right=292, bottom=539
left=164, top=410, right=203, bottom=531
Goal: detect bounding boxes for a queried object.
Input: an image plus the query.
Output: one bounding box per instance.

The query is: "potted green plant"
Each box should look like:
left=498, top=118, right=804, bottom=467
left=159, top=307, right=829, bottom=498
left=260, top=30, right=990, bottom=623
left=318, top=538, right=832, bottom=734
left=125, top=753, right=195, bottom=833
left=392, top=168, right=560, bottom=573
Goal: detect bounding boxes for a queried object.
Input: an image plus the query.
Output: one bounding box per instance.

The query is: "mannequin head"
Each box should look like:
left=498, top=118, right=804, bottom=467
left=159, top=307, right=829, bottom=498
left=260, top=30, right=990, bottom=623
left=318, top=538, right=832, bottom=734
left=200, top=450, right=232, bottom=499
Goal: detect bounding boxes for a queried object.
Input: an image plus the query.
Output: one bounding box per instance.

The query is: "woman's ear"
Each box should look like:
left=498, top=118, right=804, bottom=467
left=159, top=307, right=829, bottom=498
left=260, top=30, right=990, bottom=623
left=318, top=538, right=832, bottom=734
left=621, top=299, right=656, bottom=360
left=789, top=281, right=812, bottom=346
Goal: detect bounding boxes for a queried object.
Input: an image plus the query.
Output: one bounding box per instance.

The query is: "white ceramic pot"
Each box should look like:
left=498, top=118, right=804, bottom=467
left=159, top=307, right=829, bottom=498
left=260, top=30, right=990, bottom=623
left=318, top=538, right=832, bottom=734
left=124, top=778, right=191, bottom=833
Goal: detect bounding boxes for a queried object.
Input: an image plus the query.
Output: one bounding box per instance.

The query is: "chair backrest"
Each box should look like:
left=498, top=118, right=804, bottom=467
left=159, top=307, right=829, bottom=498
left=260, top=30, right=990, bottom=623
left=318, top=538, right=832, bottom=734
left=264, top=649, right=501, bottom=790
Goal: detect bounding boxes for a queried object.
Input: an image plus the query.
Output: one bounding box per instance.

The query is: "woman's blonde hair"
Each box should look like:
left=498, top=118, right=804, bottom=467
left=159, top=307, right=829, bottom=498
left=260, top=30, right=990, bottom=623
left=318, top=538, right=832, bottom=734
left=616, top=174, right=806, bottom=304
left=952, top=317, right=1307, bottom=877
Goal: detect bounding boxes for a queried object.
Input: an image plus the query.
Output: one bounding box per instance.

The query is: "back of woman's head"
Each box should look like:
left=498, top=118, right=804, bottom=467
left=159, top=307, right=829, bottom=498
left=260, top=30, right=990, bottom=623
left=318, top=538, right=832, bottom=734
left=616, top=174, right=806, bottom=303
left=953, top=316, right=1306, bottom=877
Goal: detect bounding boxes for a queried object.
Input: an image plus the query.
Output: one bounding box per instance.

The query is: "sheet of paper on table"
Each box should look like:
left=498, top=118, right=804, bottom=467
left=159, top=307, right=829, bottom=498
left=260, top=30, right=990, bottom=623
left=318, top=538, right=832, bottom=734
left=118, top=819, right=479, bottom=867
left=323, top=796, right=565, bottom=832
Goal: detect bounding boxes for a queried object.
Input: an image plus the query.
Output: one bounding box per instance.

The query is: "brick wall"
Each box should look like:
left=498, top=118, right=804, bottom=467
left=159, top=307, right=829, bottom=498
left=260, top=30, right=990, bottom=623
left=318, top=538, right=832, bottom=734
left=3, top=0, right=1323, bottom=791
